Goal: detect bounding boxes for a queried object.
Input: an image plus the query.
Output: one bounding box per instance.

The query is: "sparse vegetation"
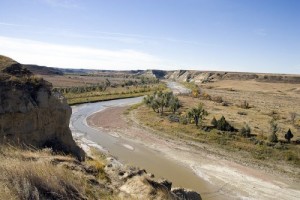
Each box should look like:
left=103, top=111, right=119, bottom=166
left=212, top=116, right=235, bottom=132
left=269, top=119, right=279, bottom=143
left=211, top=117, right=218, bottom=127
left=132, top=80, right=300, bottom=170
left=240, top=100, right=250, bottom=109
left=240, top=124, right=251, bottom=137
left=211, top=96, right=223, bottom=103
left=48, top=74, right=163, bottom=105
left=237, top=111, right=247, bottom=115
left=0, top=146, right=115, bottom=200
left=290, top=112, right=296, bottom=124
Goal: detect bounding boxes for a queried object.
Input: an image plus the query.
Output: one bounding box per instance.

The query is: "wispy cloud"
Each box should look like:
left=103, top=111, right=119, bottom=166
left=43, top=29, right=213, bottom=47
left=0, top=36, right=163, bottom=69
left=38, top=0, right=81, bottom=9
left=0, top=22, right=31, bottom=27
left=56, top=30, right=145, bottom=44
left=0, top=19, right=204, bottom=46
left=253, top=28, right=267, bottom=36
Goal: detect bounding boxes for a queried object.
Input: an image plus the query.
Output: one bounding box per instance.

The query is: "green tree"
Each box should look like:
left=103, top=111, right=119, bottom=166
left=169, top=96, right=181, bottom=114
left=143, top=91, right=178, bottom=115
left=284, top=129, right=294, bottom=143
left=155, top=91, right=173, bottom=115
left=187, top=104, right=208, bottom=127
left=143, top=95, right=159, bottom=113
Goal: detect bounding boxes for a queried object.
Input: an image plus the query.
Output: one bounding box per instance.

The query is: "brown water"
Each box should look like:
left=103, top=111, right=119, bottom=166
left=71, top=98, right=221, bottom=199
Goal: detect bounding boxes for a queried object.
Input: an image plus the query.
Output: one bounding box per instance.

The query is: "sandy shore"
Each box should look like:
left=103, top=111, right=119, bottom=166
left=87, top=106, right=300, bottom=200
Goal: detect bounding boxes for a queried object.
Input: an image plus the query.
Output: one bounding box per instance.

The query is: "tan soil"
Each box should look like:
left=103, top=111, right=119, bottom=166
left=87, top=106, right=300, bottom=200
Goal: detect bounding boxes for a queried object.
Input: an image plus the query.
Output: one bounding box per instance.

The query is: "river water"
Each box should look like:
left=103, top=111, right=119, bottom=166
left=70, top=83, right=218, bottom=198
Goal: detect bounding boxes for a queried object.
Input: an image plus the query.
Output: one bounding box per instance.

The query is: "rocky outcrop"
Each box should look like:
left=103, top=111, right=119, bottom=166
left=105, top=156, right=202, bottom=200
left=165, top=70, right=300, bottom=84
left=0, top=55, right=84, bottom=161
left=142, top=70, right=168, bottom=79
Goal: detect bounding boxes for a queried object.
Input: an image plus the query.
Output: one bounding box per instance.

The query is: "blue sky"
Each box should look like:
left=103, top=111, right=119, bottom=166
left=0, top=0, right=299, bottom=73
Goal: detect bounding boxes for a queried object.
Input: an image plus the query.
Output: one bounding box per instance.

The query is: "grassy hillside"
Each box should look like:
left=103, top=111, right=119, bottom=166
left=0, top=146, right=115, bottom=200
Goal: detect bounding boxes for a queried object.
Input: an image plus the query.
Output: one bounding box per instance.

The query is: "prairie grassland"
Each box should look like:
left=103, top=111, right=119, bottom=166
left=0, top=146, right=117, bottom=200
left=133, top=80, right=300, bottom=176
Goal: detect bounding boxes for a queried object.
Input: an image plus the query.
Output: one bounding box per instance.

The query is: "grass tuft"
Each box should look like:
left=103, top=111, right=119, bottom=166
left=0, top=146, right=117, bottom=200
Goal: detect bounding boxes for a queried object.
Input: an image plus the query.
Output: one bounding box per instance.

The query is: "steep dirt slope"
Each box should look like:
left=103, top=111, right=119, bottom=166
left=0, top=55, right=84, bottom=160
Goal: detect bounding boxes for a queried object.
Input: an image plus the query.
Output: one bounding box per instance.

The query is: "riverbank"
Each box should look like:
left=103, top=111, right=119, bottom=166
left=87, top=105, right=300, bottom=200
left=67, top=92, right=150, bottom=106
left=64, top=83, right=166, bottom=105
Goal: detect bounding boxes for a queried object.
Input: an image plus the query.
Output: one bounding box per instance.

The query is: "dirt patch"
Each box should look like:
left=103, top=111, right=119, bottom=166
left=88, top=107, right=129, bottom=129
left=87, top=107, right=169, bottom=147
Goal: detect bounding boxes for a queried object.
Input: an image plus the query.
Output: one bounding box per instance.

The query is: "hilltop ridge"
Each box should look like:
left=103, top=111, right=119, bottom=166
left=4, top=56, right=297, bottom=84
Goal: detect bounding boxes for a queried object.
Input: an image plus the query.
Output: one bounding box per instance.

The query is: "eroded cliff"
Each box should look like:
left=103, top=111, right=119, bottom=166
left=164, top=70, right=300, bottom=84
left=0, top=55, right=84, bottom=161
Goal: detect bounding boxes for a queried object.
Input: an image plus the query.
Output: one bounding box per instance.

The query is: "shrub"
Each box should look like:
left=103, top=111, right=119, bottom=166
left=212, top=96, right=223, bottom=103
left=168, top=114, right=180, bottom=123
left=221, top=101, right=229, bottom=106
left=211, top=117, right=218, bottom=127
left=268, top=119, right=279, bottom=143
left=192, top=88, right=201, bottom=98
left=169, top=96, right=181, bottom=113
left=289, top=112, right=296, bottom=124
left=202, top=93, right=211, bottom=100
left=268, top=133, right=278, bottom=143
left=284, top=129, right=294, bottom=143
left=240, top=124, right=251, bottom=137
left=211, top=116, right=235, bottom=132
left=179, top=116, right=188, bottom=125
left=237, top=111, right=247, bottom=115
left=215, top=116, right=235, bottom=132
left=240, top=100, right=250, bottom=109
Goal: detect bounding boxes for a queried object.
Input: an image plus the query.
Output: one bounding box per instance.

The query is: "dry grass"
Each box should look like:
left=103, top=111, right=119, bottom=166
left=41, top=75, right=139, bottom=88
left=0, top=146, right=117, bottom=200
left=135, top=104, right=300, bottom=177
left=198, top=80, right=300, bottom=140
left=133, top=80, right=300, bottom=175
left=0, top=55, right=17, bottom=70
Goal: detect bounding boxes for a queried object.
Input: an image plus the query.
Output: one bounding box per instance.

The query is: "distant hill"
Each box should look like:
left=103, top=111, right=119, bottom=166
left=2, top=54, right=299, bottom=84
left=164, top=70, right=300, bottom=84
left=24, top=64, right=64, bottom=75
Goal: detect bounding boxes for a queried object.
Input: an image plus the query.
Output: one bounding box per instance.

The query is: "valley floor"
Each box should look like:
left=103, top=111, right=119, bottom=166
left=87, top=105, right=300, bottom=200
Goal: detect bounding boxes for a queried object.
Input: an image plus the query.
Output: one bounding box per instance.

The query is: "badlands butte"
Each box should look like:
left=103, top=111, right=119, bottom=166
left=1, top=54, right=300, bottom=200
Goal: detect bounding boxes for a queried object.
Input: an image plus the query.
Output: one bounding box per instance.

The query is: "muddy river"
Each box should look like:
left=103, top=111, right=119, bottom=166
left=70, top=97, right=218, bottom=198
